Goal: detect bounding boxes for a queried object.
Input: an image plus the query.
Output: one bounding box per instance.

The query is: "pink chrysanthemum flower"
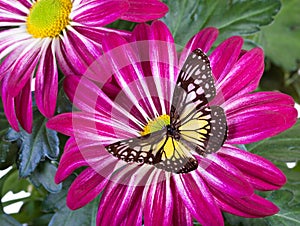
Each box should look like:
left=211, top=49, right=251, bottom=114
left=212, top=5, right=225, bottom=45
left=47, top=21, right=297, bottom=226
left=0, top=0, right=168, bottom=133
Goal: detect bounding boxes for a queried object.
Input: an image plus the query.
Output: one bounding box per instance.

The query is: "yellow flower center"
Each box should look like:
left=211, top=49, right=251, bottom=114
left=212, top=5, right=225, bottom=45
left=26, top=0, right=72, bottom=38
left=141, top=114, right=170, bottom=136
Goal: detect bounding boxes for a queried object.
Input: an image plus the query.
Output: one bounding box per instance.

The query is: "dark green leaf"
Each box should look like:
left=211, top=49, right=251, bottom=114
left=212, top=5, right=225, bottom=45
left=0, top=100, right=9, bottom=131
left=2, top=170, right=30, bottom=195
left=42, top=175, right=99, bottom=226
left=32, top=214, right=53, bottom=226
left=18, top=111, right=59, bottom=177
left=162, top=0, right=281, bottom=46
left=256, top=0, right=300, bottom=71
left=247, top=120, right=300, bottom=162
left=0, top=214, right=21, bottom=226
left=30, top=161, right=62, bottom=193
left=224, top=212, right=267, bottom=226
left=56, top=81, right=72, bottom=114
left=42, top=175, right=75, bottom=212
left=12, top=200, right=44, bottom=224
left=106, top=20, right=136, bottom=31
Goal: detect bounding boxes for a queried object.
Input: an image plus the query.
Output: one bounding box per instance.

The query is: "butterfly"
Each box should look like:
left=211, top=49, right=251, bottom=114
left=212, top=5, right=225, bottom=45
left=106, top=48, right=227, bottom=173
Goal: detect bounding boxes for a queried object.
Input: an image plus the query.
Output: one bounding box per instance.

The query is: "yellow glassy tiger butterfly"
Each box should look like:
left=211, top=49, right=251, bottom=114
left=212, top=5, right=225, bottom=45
left=106, top=49, right=227, bottom=173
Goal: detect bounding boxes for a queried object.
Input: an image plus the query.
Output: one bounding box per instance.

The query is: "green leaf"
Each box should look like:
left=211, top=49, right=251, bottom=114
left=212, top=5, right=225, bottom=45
left=18, top=111, right=59, bottom=177
left=247, top=120, right=300, bottom=162
left=266, top=190, right=300, bottom=225
left=162, top=0, right=281, bottom=46
left=42, top=175, right=99, bottom=226
left=0, top=214, right=21, bottom=226
left=42, top=176, right=75, bottom=212
left=56, top=81, right=72, bottom=114
left=224, top=212, right=267, bottom=226
left=2, top=169, right=30, bottom=195
left=30, top=161, right=62, bottom=193
left=256, top=0, right=300, bottom=71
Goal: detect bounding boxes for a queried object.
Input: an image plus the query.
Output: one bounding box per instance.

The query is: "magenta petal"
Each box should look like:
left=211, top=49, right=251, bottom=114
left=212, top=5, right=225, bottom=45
left=73, top=0, right=129, bottom=26
left=216, top=48, right=264, bottom=101
left=7, top=46, right=40, bottom=97
left=35, top=42, right=58, bottom=118
left=171, top=180, right=193, bottom=226
left=65, top=29, right=102, bottom=69
left=149, top=21, right=178, bottom=113
left=66, top=167, right=111, bottom=210
left=144, top=173, right=173, bottom=226
left=174, top=173, right=223, bottom=226
left=0, top=78, right=19, bottom=132
left=58, top=32, right=90, bottom=76
left=97, top=167, right=144, bottom=226
left=102, top=33, right=160, bottom=119
left=55, top=137, right=87, bottom=183
left=63, top=75, right=117, bottom=116
left=196, top=154, right=253, bottom=198
left=120, top=1, right=168, bottom=22
left=225, top=92, right=297, bottom=144
left=0, top=0, right=27, bottom=16
left=15, top=78, right=32, bottom=133
left=47, top=112, right=119, bottom=141
left=218, top=145, right=286, bottom=190
left=131, top=23, right=151, bottom=42
left=179, top=27, right=219, bottom=67
left=210, top=36, right=243, bottom=81
left=213, top=191, right=279, bottom=218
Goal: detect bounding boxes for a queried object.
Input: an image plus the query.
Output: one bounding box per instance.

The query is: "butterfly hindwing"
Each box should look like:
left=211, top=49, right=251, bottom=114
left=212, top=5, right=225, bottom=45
left=106, top=131, right=198, bottom=173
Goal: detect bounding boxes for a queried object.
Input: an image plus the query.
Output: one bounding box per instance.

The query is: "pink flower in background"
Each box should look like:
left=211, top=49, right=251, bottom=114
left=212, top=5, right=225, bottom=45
left=0, top=0, right=168, bottom=133
left=47, top=21, right=297, bottom=226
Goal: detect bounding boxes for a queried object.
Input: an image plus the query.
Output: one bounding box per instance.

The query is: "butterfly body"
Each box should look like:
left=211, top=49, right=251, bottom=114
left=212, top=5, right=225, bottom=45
left=105, top=48, right=227, bottom=174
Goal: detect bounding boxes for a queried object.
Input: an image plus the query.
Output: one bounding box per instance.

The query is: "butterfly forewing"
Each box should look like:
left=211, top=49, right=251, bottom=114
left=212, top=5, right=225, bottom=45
left=174, top=48, right=216, bottom=110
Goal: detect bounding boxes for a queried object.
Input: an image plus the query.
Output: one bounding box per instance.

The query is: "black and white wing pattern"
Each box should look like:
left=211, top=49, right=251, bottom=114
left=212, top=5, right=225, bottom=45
left=105, top=130, right=198, bottom=173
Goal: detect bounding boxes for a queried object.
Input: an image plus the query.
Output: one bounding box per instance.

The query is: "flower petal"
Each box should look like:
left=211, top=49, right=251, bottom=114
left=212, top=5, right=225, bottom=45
left=102, top=32, right=160, bottom=122
left=213, top=191, right=279, bottom=218
left=63, top=75, right=142, bottom=134
left=218, top=145, right=286, bottom=190
left=174, top=172, right=223, bottom=226
left=0, top=78, right=19, bottom=132
left=46, top=112, right=137, bottom=143
left=97, top=166, right=145, bottom=226
left=209, top=36, right=243, bottom=81
left=7, top=40, right=41, bottom=96
left=171, top=184, right=193, bottom=226
left=72, top=0, right=129, bottom=26
left=144, top=173, right=173, bottom=226
left=55, top=137, right=87, bottom=183
left=179, top=27, right=219, bottom=67
left=225, top=92, right=297, bottom=143
left=120, top=0, right=168, bottom=22
left=67, top=166, right=113, bottom=210
left=149, top=21, right=178, bottom=114
left=196, top=154, right=253, bottom=198
left=35, top=41, right=58, bottom=118
left=215, top=48, right=264, bottom=102
left=15, top=77, right=32, bottom=133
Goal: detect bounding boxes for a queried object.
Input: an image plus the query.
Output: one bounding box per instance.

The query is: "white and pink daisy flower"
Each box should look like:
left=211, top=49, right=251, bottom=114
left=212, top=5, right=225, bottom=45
left=0, top=0, right=168, bottom=132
